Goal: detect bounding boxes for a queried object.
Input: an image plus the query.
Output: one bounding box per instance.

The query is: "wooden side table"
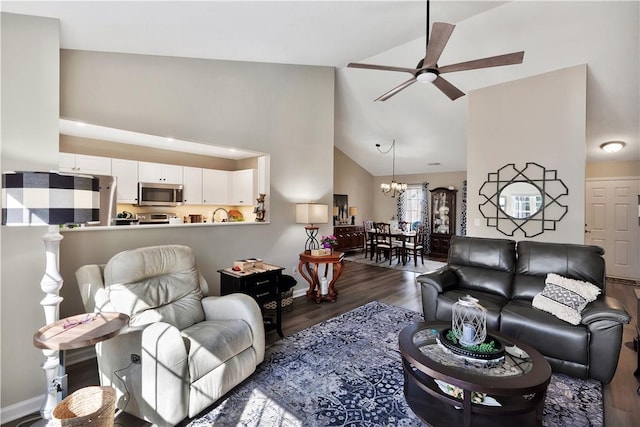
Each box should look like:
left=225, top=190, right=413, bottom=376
left=298, top=251, right=345, bottom=303
left=33, top=312, right=129, bottom=423
left=218, top=264, right=287, bottom=337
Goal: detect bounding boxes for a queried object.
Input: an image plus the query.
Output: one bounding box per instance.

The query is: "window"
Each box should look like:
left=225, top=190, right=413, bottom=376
left=512, top=195, right=542, bottom=219
left=403, top=186, right=422, bottom=224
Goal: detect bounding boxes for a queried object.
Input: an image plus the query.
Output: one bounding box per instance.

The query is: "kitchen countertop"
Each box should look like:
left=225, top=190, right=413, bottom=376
left=61, top=221, right=269, bottom=232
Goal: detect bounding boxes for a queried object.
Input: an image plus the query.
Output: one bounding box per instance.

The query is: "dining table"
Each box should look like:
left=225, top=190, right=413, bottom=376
left=368, top=229, right=418, bottom=265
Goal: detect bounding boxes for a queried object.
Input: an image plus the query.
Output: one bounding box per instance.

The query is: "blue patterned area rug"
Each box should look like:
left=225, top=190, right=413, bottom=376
left=185, top=301, right=603, bottom=427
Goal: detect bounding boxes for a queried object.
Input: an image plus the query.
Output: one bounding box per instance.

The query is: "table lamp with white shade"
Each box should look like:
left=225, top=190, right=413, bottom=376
left=295, top=202, right=328, bottom=252
left=1, top=171, right=99, bottom=426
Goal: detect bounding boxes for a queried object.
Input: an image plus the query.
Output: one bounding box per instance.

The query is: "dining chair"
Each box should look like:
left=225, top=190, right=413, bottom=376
left=398, top=221, right=410, bottom=232
left=363, top=220, right=375, bottom=259
left=404, top=223, right=425, bottom=266
left=374, top=223, right=400, bottom=264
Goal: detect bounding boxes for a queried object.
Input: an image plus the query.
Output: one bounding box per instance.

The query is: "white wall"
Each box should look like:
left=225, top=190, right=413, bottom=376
left=467, top=65, right=587, bottom=243
left=333, top=147, right=374, bottom=224
left=1, top=12, right=62, bottom=416
left=1, top=20, right=335, bottom=420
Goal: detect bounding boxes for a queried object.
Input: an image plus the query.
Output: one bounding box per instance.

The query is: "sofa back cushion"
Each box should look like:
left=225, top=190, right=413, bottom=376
left=448, top=236, right=516, bottom=299
left=104, top=245, right=205, bottom=329
left=512, top=241, right=605, bottom=300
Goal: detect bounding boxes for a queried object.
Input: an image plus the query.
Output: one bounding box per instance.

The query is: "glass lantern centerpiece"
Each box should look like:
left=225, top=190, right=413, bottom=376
left=452, top=295, right=487, bottom=347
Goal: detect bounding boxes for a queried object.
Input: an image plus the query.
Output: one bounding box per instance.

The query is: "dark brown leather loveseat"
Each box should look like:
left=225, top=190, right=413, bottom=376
left=417, top=235, right=630, bottom=384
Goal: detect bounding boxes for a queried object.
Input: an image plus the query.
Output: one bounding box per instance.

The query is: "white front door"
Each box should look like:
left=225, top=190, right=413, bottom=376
left=585, top=179, right=640, bottom=280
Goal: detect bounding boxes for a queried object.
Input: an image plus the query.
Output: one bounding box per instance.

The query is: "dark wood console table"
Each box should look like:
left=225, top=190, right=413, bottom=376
left=334, top=225, right=365, bottom=252
left=219, top=264, right=287, bottom=337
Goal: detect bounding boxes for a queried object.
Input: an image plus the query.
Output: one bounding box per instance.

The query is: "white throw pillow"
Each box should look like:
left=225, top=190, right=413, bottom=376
left=531, top=273, right=601, bottom=325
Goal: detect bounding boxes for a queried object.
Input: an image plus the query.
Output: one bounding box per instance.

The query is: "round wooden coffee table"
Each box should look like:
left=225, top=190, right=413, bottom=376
left=399, top=322, right=551, bottom=427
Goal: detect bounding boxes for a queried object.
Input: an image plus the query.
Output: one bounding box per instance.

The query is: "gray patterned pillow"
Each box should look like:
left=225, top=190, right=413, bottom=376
left=532, top=273, right=601, bottom=325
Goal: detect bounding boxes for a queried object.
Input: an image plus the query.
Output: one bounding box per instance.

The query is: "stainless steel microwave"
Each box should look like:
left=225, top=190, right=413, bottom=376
left=138, top=182, right=184, bottom=206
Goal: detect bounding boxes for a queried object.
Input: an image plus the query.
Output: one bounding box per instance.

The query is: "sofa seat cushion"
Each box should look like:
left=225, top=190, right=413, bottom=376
left=500, top=299, right=589, bottom=365
left=181, top=319, right=254, bottom=384
left=436, top=289, right=508, bottom=330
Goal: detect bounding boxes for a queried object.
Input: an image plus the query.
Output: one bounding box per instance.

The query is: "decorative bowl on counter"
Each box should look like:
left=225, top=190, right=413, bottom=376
left=228, top=209, right=244, bottom=222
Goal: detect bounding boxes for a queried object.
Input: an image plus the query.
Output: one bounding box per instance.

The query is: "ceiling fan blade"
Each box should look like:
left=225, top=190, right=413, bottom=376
left=438, top=51, right=525, bottom=74
left=375, top=78, right=417, bottom=102
left=347, top=62, right=417, bottom=74
left=432, top=76, right=465, bottom=101
left=423, top=22, right=455, bottom=69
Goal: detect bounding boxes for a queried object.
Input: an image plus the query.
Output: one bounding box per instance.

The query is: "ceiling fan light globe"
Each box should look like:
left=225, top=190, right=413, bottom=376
left=416, top=70, right=438, bottom=83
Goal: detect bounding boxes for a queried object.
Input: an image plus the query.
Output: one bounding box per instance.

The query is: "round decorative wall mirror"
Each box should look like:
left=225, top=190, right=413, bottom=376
left=498, top=182, right=543, bottom=219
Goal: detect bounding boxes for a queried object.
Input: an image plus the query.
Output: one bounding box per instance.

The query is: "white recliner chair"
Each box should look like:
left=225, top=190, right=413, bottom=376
left=75, top=245, right=265, bottom=426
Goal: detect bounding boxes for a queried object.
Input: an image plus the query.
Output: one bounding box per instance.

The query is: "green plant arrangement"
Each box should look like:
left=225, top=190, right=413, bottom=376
left=446, top=329, right=498, bottom=353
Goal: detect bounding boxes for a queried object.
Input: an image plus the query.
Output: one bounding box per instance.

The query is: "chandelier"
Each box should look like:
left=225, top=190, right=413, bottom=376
left=377, top=139, right=407, bottom=198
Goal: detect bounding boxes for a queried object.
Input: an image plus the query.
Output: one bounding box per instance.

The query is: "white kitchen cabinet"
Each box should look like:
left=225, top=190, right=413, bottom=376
left=58, top=153, right=112, bottom=175
left=111, top=159, right=139, bottom=203
left=183, top=166, right=203, bottom=205
left=138, top=161, right=183, bottom=184
left=229, top=169, right=256, bottom=206
left=202, top=169, right=229, bottom=205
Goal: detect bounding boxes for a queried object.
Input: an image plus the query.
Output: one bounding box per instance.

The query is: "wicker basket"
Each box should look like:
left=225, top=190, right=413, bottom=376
left=52, top=386, right=115, bottom=427
left=263, top=288, right=294, bottom=313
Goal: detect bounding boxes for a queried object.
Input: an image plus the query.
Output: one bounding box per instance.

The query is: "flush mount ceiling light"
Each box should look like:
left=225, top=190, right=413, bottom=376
left=600, top=141, right=626, bottom=153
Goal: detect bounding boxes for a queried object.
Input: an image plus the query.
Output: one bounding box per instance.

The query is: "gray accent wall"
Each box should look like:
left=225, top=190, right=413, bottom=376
left=1, top=12, right=62, bottom=413
left=1, top=15, right=335, bottom=417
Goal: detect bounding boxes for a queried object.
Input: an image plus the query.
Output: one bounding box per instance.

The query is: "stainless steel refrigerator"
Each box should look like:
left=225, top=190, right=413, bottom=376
left=92, top=175, right=117, bottom=226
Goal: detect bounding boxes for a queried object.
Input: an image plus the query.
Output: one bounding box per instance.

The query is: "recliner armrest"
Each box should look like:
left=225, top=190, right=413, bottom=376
left=581, top=297, right=631, bottom=325
left=418, top=267, right=459, bottom=321
left=202, top=293, right=265, bottom=363
left=417, top=267, right=459, bottom=292
left=141, top=322, right=190, bottom=426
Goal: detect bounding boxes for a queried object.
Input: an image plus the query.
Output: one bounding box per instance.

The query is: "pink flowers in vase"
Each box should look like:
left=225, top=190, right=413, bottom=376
left=321, top=234, right=338, bottom=249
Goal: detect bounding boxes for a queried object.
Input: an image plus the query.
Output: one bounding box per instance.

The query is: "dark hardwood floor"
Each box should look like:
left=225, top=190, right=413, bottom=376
left=4, top=261, right=638, bottom=426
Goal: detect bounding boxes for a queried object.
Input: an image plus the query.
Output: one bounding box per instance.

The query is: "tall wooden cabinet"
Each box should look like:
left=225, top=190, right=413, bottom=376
left=429, top=187, right=457, bottom=258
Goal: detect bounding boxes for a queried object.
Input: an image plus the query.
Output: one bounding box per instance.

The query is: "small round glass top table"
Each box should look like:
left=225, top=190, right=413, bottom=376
left=399, top=322, right=551, bottom=427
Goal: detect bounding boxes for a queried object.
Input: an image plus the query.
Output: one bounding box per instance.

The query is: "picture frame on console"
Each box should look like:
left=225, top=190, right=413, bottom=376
left=333, top=194, right=349, bottom=225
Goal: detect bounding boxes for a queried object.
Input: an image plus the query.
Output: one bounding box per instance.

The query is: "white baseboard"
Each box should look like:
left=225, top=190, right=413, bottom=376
left=0, top=395, right=42, bottom=424
left=0, top=348, right=97, bottom=424
left=292, top=288, right=306, bottom=299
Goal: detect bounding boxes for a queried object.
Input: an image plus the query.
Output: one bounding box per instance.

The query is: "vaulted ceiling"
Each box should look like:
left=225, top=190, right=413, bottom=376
left=3, top=1, right=638, bottom=175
